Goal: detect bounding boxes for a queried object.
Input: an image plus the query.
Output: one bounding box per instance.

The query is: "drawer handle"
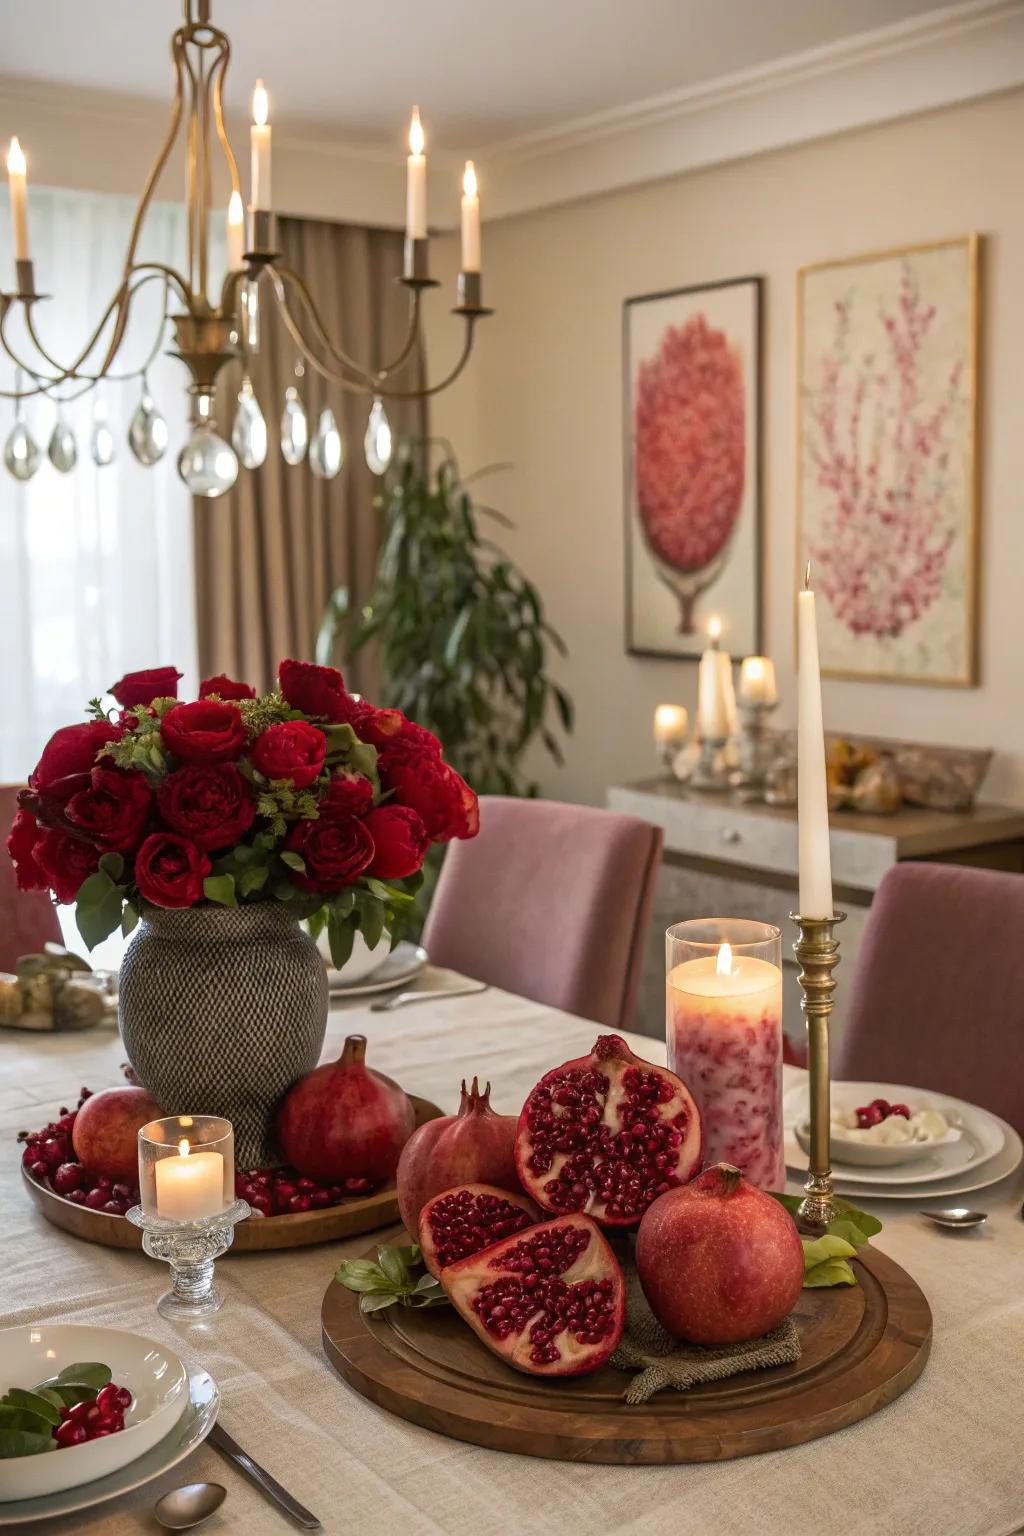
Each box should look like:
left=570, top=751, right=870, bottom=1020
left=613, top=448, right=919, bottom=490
left=720, top=827, right=741, bottom=845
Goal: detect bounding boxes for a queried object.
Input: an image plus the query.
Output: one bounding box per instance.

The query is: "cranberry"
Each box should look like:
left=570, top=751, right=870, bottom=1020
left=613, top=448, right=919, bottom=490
left=289, top=1193, right=313, bottom=1213
left=29, top=1160, right=50, bottom=1180
left=55, top=1419, right=88, bottom=1449
left=70, top=1401, right=101, bottom=1427
left=68, top=1189, right=86, bottom=1205
left=111, top=1182, right=133, bottom=1202
left=870, top=1099, right=892, bottom=1117
left=295, top=1177, right=316, bottom=1192
left=889, top=1103, right=911, bottom=1118
left=96, top=1384, right=118, bottom=1412
left=310, top=1189, right=332, bottom=1209
left=39, top=1137, right=67, bottom=1169
left=250, top=1193, right=273, bottom=1217
left=862, top=1105, right=885, bottom=1127
left=343, top=1176, right=371, bottom=1195
left=53, top=1162, right=86, bottom=1196
left=274, top=1181, right=297, bottom=1204
left=95, top=1175, right=112, bottom=1191
left=89, top=1427, right=112, bottom=1439
left=103, top=1200, right=126, bottom=1216
left=84, top=1188, right=110, bottom=1211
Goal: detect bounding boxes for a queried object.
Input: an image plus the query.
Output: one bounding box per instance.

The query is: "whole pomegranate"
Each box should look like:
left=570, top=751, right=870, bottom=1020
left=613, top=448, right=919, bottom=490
left=397, top=1077, right=519, bottom=1235
left=441, top=1212, right=625, bottom=1376
left=276, top=1034, right=414, bottom=1185
left=515, top=1034, right=702, bottom=1226
left=71, top=1086, right=164, bottom=1181
left=418, top=1182, right=540, bottom=1277
left=636, top=1163, right=804, bottom=1345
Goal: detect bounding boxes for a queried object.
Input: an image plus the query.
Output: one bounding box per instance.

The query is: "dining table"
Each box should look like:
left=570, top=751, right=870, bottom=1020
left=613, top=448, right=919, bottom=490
left=2, top=971, right=1022, bottom=1536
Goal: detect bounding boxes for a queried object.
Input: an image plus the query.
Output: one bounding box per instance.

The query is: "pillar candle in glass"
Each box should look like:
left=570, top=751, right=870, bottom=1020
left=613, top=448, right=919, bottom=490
left=138, top=1115, right=234, bottom=1222
left=666, top=919, right=784, bottom=1188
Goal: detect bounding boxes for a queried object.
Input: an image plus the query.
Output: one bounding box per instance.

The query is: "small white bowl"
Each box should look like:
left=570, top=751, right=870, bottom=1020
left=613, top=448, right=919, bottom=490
left=0, top=1324, right=188, bottom=1503
left=795, top=1117, right=962, bottom=1168
left=316, top=927, right=385, bottom=985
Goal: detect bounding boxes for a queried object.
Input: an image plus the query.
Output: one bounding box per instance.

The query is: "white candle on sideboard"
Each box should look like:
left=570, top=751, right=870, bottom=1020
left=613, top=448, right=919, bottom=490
left=406, top=107, right=427, bottom=240
left=460, top=160, right=481, bottom=272
left=654, top=704, right=688, bottom=745
left=154, top=1138, right=225, bottom=1222
left=797, top=569, right=833, bottom=917
left=697, top=617, right=731, bottom=740
left=250, top=80, right=271, bottom=212
left=7, top=137, right=29, bottom=263
left=226, top=190, right=245, bottom=271
left=739, top=656, right=778, bottom=706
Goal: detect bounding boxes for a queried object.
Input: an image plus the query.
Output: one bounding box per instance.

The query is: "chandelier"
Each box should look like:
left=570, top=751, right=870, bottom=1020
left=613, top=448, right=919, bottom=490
left=0, top=0, right=491, bottom=496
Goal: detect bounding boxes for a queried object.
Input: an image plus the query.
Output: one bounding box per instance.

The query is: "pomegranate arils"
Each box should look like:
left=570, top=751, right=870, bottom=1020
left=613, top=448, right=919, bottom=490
left=417, top=1182, right=540, bottom=1277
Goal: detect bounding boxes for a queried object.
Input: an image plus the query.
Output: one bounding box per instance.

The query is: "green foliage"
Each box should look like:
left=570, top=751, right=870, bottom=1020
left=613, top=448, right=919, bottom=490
left=335, top=1243, right=449, bottom=1314
left=769, top=1193, right=882, bottom=1289
left=345, top=447, right=574, bottom=799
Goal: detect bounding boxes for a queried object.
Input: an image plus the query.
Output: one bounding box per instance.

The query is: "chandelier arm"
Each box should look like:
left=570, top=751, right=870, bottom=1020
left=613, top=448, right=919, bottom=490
left=210, top=38, right=241, bottom=197
left=271, top=266, right=381, bottom=390
left=0, top=280, right=131, bottom=392
left=178, top=36, right=202, bottom=297
left=270, top=282, right=376, bottom=395
left=369, top=317, right=478, bottom=400
left=123, top=34, right=189, bottom=281
left=373, top=287, right=424, bottom=382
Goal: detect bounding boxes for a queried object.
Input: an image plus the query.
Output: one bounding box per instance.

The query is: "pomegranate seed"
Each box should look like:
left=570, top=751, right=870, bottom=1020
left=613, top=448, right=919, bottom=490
left=289, top=1193, right=313, bottom=1213
left=55, top=1420, right=88, bottom=1449
left=889, top=1103, right=911, bottom=1118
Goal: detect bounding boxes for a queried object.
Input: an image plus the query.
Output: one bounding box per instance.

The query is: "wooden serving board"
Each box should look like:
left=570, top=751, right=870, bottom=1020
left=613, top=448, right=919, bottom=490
left=21, top=1096, right=442, bottom=1254
left=321, top=1240, right=931, bottom=1463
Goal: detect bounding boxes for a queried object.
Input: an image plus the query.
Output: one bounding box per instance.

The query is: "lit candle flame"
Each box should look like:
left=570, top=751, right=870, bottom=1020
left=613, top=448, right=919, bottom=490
left=716, top=942, right=733, bottom=977
left=7, top=137, right=25, bottom=175
left=408, top=106, right=425, bottom=156
left=708, top=615, right=721, bottom=642
left=177, top=1138, right=191, bottom=1158
left=463, top=160, right=477, bottom=199
left=227, top=189, right=243, bottom=226
left=252, top=80, right=269, bottom=128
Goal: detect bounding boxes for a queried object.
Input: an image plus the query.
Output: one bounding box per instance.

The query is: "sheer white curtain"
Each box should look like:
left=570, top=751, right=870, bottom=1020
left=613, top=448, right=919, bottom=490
left=0, top=185, right=226, bottom=781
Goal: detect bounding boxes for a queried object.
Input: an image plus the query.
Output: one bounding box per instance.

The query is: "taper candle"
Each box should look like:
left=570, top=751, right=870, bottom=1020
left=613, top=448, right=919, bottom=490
left=797, top=566, right=833, bottom=917
left=406, top=107, right=427, bottom=240
left=250, top=80, right=271, bottom=211
left=461, top=160, right=480, bottom=273
left=697, top=617, right=730, bottom=740
left=226, top=190, right=245, bottom=270
left=6, top=137, right=28, bottom=263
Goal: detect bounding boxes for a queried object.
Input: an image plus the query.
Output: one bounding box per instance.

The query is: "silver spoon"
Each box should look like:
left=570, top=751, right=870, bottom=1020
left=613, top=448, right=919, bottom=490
left=155, top=1482, right=227, bottom=1531
left=921, top=1207, right=988, bottom=1230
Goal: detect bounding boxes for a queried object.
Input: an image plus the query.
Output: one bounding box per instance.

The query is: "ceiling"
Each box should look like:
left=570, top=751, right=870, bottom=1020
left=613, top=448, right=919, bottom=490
left=0, top=0, right=967, bottom=151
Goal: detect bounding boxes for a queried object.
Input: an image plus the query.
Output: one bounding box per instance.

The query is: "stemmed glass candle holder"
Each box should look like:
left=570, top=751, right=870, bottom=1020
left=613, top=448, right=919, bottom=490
left=666, top=920, right=784, bottom=1189
left=127, top=1116, right=249, bottom=1320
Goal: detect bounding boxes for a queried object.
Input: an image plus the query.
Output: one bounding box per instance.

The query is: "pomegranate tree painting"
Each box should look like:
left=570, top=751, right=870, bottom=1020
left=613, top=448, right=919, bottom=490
left=625, top=277, right=762, bottom=659
left=798, top=236, right=979, bottom=684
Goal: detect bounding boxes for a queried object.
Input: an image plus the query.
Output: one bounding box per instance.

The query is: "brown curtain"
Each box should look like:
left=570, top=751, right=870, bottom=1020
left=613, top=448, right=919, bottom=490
left=195, top=218, right=426, bottom=694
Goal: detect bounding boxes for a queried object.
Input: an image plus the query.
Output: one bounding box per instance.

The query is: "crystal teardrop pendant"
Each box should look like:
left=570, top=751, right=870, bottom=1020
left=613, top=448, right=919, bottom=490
left=309, top=407, right=343, bottom=480
left=280, top=385, right=308, bottom=466
left=242, top=278, right=260, bottom=351
left=177, top=424, right=239, bottom=498
left=47, top=417, right=78, bottom=473
left=4, top=419, right=40, bottom=481
left=128, top=386, right=169, bottom=466
left=363, top=396, right=393, bottom=475
left=90, top=407, right=116, bottom=467
left=231, top=378, right=267, bottom=470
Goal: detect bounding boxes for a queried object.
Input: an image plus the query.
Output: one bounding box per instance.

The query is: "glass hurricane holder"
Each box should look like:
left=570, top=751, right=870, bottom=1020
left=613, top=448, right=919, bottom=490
left=666, top=919, right=784, bottom=1189
left=731, top=698, right=780, bottom=798
left=128, top=1115, right=248, bottom=1320
left=790, top=911, right=846, bottom=1234
left=689, top=733, right=730, bottom=791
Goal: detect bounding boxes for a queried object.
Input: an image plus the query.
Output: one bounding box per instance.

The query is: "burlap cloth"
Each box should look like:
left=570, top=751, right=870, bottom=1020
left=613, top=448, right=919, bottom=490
left=610, top=1263, right=801, bottom=1403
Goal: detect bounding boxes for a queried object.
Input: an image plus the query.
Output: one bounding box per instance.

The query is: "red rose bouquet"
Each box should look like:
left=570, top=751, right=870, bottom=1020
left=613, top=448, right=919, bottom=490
left=6, top=660, right=479, bottom=967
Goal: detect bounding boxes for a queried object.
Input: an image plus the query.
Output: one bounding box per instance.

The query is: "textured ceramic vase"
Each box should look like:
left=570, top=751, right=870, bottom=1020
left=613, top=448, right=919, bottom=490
left=119, top=903, right=328, bottom=1167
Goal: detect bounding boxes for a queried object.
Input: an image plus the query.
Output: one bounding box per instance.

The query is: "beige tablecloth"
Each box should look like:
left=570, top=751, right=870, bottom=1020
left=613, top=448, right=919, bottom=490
left=2, top=978, right=1022, bottom=1536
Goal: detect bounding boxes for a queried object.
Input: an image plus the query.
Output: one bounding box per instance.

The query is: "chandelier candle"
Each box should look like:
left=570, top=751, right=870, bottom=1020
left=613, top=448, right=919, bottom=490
left=5, top=137, right=28, bottom=265
left=406, top=107, right=427, bottom=240
left=226, top=190, right=245, bottom=271
left=461, top=161, right=481, bottom=273
left=250, top=80, right=271, bottom=212
left=666, top=920, right=784, bottom=1189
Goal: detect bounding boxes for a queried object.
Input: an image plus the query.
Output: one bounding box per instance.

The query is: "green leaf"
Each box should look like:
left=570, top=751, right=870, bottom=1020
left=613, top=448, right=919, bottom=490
left=121, top=900, right=140, bottom=939
left=802, top=1234, right=858, bottom=1268
left=832, top=1200, right=882, bottom=1239
left=804, top=1257, right=858, bottom=1288
left=56, top=1362, right=112, bottom=1390
left=360, top=1291, right=399, bottom=1313
left=828, top=1216, right=875, bottom=1250
left=238, top=865, right=270, bottom=898
left=0, top=1405, right=54, bottom=1433
left=203, top=874, right=237, bottom=907
left=75, top=872, right=126, bottom=951
left=1, top=1388, right=60, bottom=1426
left=334, top=1260, right=395, bottom=1295
left=326, top=909, right=355, bottom=970
left=98, top=852, right=124, bottom=882
left=378, top=1245, right=410, bottom=1287
left=280, top=851, right=306, bottom=873
left=359, top=898, right=385, bottom=952
left=0, top=1426, right=55, bottom=1457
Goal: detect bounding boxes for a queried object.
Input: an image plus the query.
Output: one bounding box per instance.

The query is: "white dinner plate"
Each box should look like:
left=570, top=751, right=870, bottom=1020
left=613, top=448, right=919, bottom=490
left=0, top=1368, right=218, bottom=1526
left=0, top=1324, right=188, bottom=1502
left=327, top=941, right=427, bottom=997
left=833, top=1120, right=1023, bottom=1202
left=784, top=1079, right=1005, bottom=1187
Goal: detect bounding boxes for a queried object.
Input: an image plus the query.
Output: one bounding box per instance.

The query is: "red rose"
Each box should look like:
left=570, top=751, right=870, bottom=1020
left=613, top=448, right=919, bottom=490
left=251, top=721, right=327, bottom=789
left=285, top=809, right=374, bottom=894
left=29, top=720, right=121, bottom=795
left=110, top=667, right=182, bottom=709
left=199, top=673, right=256, bottom=701
left=33, top=829, right=100, bottom=904
left=364, top=805, right=429, bottom=880
left=278, top=659, right=356, bottom=722
left=323, top=772, right=373, bottom=817
left=135, top=833, right=211, bottom=908
left=65, top=766, right=152, bottom=853
left=357, top=708, right=442, bottom=758
left=161, top=700, right=248, bottom=764
left=6, top=809, right=48, bottom=892
left=157, top=764, right=256, bottom=851
left=386, top=756, right=479, bottom=843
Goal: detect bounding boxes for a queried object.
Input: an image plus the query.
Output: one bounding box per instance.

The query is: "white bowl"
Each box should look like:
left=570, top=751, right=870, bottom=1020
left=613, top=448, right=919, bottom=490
left=315, top=926, right=385, bottom=985
left=795, top=1116, right=962, bottom=1168
left=0, top=1324, right=188, bottom=1503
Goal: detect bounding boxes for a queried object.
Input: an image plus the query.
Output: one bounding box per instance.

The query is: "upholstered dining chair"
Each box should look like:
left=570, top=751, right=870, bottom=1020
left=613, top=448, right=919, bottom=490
left=835, top=861, right=1024, bottom=1136
left=0, top=785, right=62, bottom=973
left=422, top=796, right=663, bottom=1034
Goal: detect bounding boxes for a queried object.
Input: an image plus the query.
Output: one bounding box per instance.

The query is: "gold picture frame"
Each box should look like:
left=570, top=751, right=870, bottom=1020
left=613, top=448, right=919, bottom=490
left=796, top=234, right=981, bottom=687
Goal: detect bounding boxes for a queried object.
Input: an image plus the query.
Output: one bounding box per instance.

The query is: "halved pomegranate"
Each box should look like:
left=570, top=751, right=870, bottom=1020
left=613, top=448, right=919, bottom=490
left=441, top=1213, right=625, bottom=1376
left=515, top=1033, right=702, bottom=1226
left=417, top=1182, right=541, bottom=1278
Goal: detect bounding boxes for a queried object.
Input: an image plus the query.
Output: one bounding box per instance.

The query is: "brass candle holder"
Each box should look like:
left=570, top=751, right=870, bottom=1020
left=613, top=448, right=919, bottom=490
left=790, top=910, right=845, bottom=1234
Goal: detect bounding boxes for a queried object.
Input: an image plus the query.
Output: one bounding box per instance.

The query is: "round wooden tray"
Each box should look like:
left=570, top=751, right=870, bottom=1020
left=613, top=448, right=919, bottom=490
left=22, top=1096, right=442, bottom=1253
left=321, top=1241, right=931, bottom=1463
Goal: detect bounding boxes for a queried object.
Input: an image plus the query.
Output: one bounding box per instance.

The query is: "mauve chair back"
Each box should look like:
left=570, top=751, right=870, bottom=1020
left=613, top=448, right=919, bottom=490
left=0, top=785, right=62, bottom=973
left=835, top=861, right=1024, bottom=1135
left=422, top=796, right=663, bottom=1033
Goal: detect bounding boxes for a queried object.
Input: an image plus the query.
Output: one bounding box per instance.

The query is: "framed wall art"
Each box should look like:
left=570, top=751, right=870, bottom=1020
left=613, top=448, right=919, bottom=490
left=797, top=235, right=980, bottom=686
left=623, top=276, right=762, bottom=660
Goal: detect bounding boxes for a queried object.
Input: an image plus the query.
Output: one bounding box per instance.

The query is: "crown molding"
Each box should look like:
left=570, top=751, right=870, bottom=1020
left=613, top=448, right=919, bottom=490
left=475, top=0, right=1024, bottom=221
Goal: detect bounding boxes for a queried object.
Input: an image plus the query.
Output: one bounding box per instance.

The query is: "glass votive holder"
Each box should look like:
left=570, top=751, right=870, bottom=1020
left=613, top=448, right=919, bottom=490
left=666, top=919, right=784, bottom=1190
left=127, top=1115, right=249, bottom=1320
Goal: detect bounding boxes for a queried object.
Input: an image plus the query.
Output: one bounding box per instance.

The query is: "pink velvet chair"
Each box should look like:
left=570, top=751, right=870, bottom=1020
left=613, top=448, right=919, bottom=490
left=0, top=786, right=62, bottom=973
left=422, top=796, right=663, bottom=1033
left=835, top=861, right=1024, bottom=1135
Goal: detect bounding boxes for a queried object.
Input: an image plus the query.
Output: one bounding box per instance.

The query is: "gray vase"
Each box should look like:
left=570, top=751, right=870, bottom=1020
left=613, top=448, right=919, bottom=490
left=119, top=902, right=328, bottom=1168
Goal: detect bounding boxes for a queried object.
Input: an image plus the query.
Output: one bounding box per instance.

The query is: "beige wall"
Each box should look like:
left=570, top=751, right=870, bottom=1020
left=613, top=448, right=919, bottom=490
left=426, top=89, right=1024, bottom=809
